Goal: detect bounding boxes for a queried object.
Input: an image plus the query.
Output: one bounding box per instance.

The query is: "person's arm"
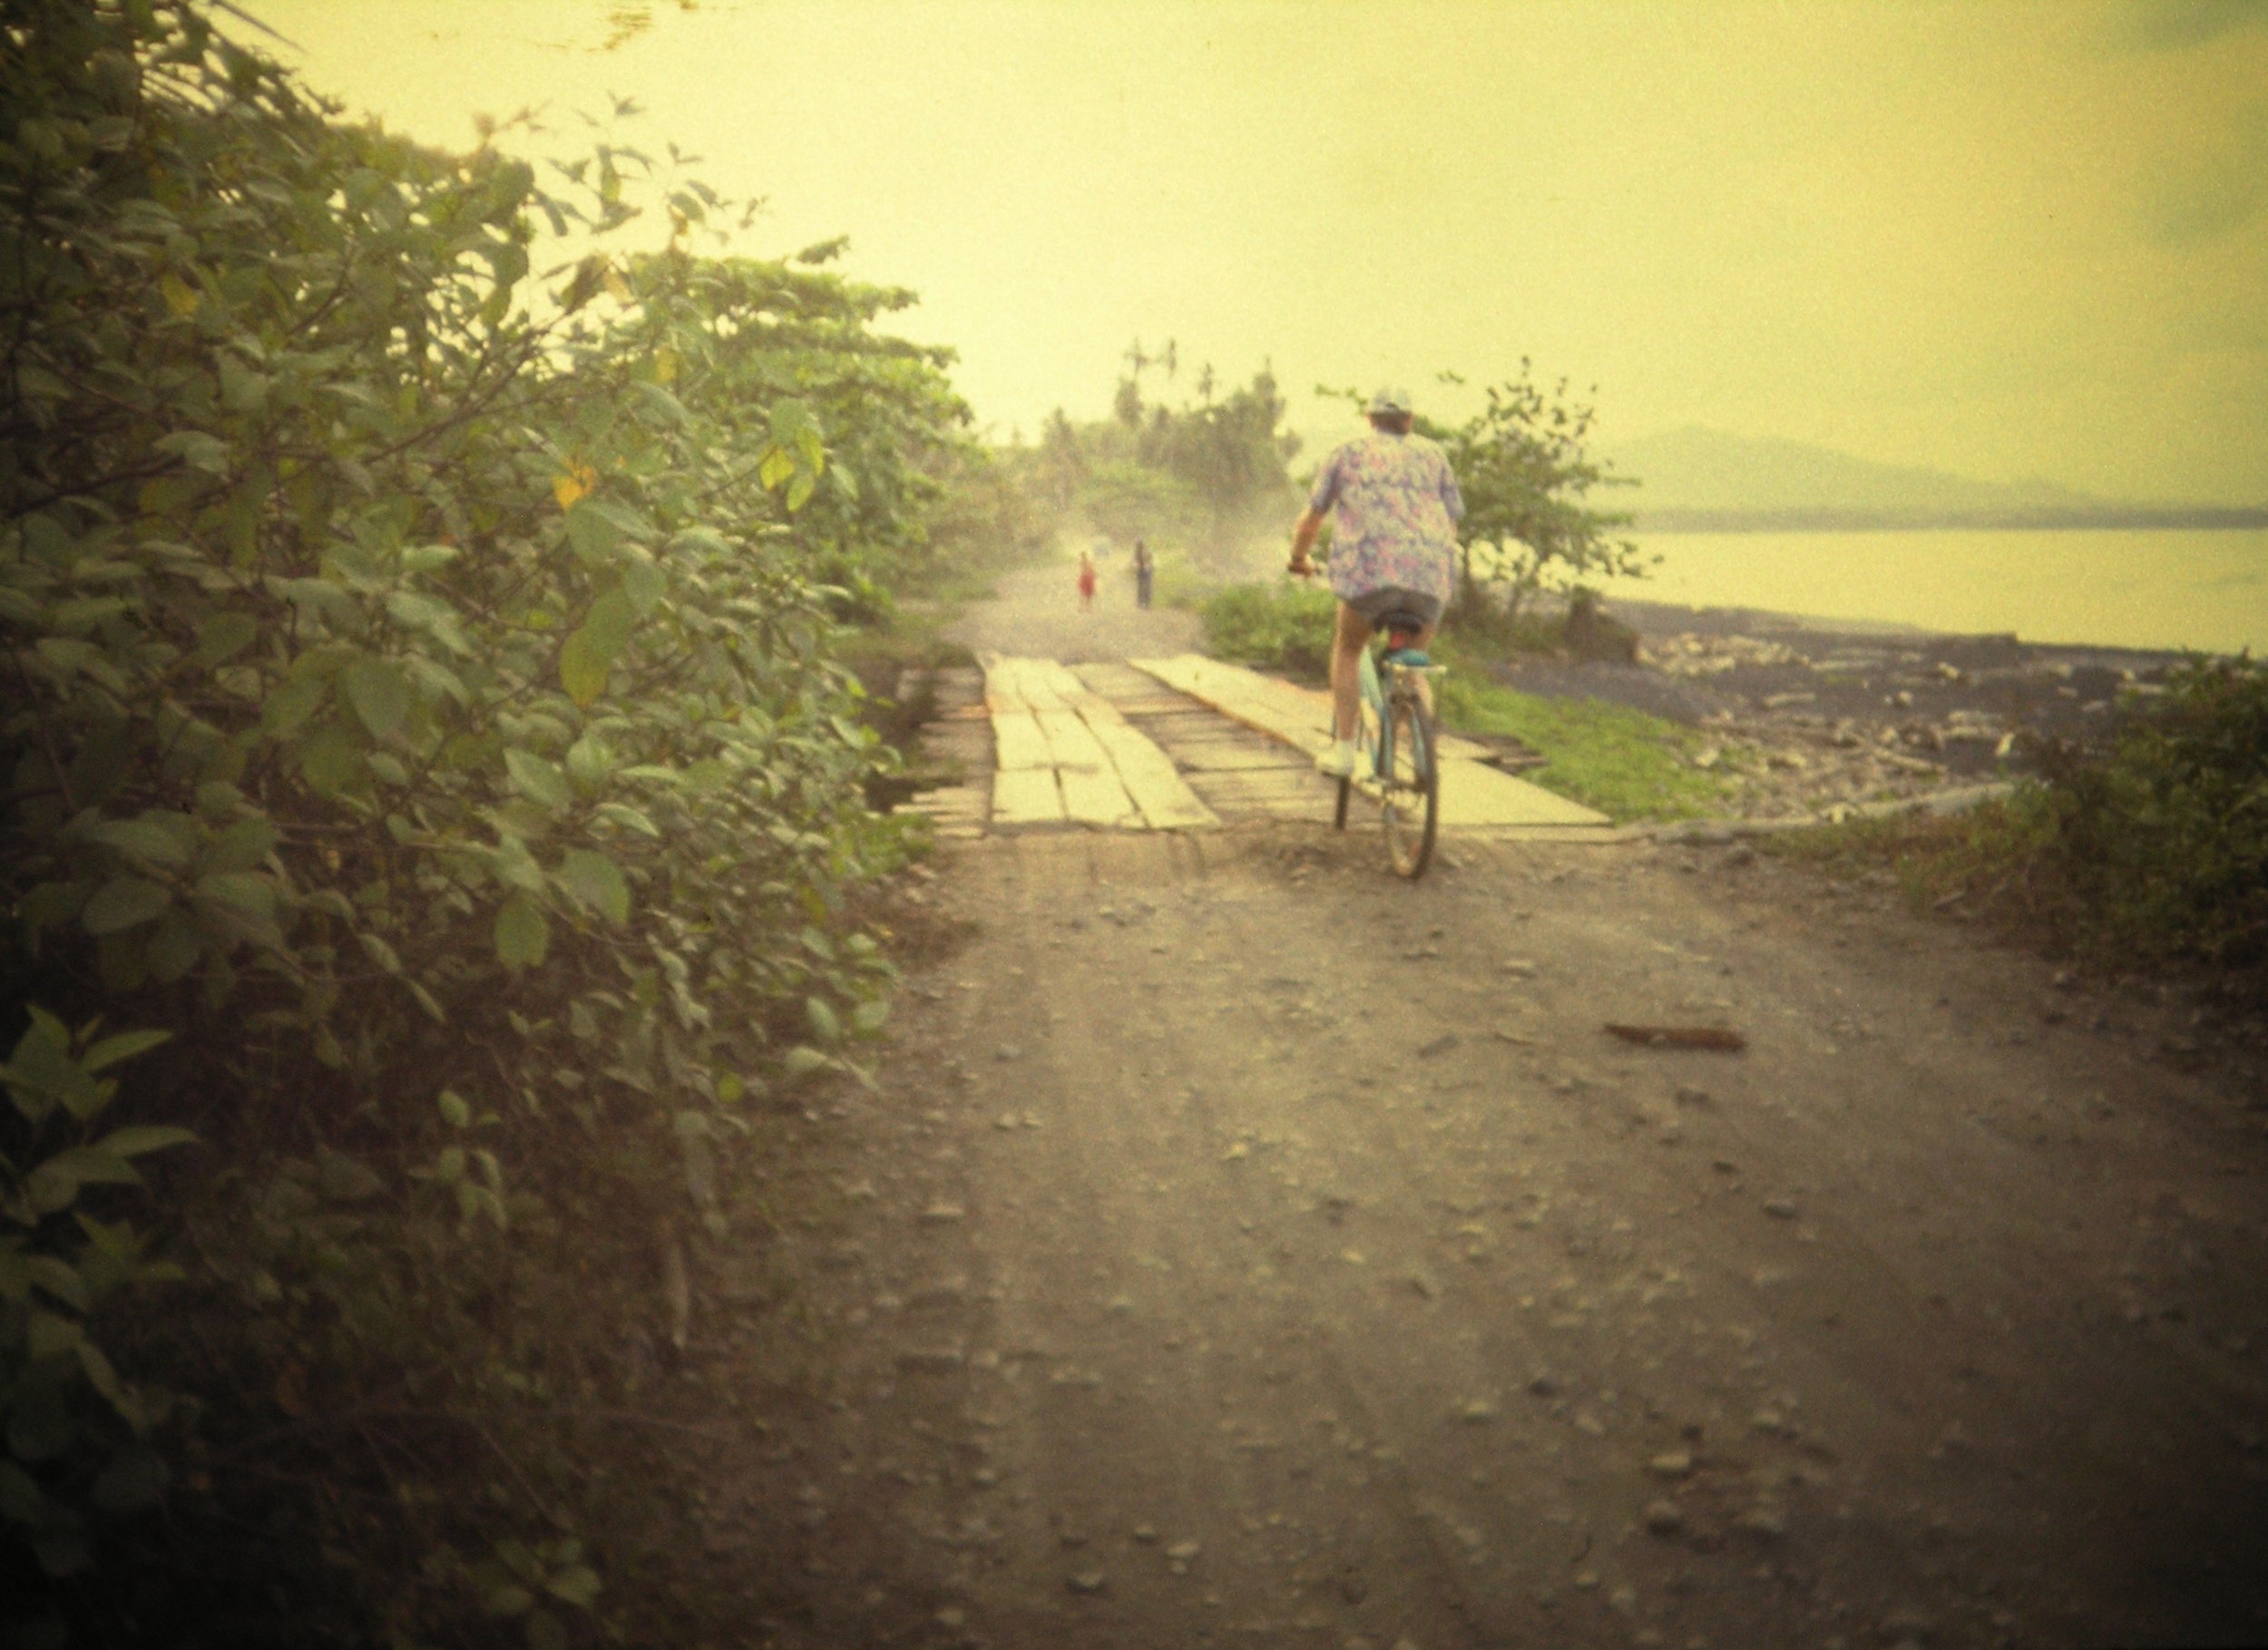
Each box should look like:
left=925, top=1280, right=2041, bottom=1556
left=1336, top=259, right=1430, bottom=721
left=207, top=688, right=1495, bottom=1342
left=1289, top=449, right=1342, bottom=574
left=1287, top=506, right=1326, bottom=576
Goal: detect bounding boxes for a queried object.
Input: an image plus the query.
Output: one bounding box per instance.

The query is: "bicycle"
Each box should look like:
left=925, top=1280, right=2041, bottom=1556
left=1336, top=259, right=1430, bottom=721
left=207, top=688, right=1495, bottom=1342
left=1336, top=605, right=1443, bottom=878
left=1289, top=561, right=1444, bottom=878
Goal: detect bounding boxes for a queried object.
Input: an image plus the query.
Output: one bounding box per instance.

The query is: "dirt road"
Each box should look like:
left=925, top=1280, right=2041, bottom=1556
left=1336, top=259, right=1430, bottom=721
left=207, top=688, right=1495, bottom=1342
left=687, top=568, right=2268, bottom=1650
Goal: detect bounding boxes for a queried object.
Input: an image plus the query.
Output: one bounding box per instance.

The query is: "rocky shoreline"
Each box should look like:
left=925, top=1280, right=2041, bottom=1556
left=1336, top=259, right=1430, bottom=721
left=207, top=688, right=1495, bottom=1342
left=1490, top=596, right=2207, bottom=825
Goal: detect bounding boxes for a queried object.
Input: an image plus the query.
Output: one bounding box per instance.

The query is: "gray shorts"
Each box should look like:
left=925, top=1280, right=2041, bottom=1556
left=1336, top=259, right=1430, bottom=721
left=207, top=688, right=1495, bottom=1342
left=1345, top=586, right=1442, bottom=630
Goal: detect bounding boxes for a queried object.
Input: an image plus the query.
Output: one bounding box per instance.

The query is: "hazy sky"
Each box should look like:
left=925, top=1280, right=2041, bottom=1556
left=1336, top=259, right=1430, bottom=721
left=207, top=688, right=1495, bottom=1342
left=249, top=0, right=2268, bottom=503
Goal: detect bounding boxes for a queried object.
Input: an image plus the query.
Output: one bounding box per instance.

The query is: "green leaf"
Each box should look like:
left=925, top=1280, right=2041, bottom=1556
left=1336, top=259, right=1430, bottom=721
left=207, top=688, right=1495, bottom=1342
left=546, top=1566, right=601, bottom=1609
left=144, top=912, right=203, bottom=982
left=564, top=501, right=620, bottom=562
left=298, top=726, right=365, bottom=796
left=194, top=872, right=281, bottom=944
left=82, top=818, right=191, bottom=870
left=91, top=1125, right=198, bottom=1159
left=438, top=1089, right=472, bottom=1128
left=758, top=446, right=796, bottom=491
left=781, top=1046, right=831, bottom=1079
left=622, top=561, right=667, bottom=617
left=565, top=733, right=614, bottom=786
left=194, top=611, right=260, bottom=668
left=341, top=657, right=411, bottom=743
left=806, top=996, right=841, bottom=1045
left=24, top=1257, right=87, bottom=1313
left=29, top=1149, right=142, bottom=1211
left=75, top=1337, right=143, bottom=1428
left=506, top=748, right=573, bottom=812
left=27, top=1311, right=83, bottom=1360
left=595, top=803, right=660, bottom=837
left=560, top=627, right=611, bottom=707
left=494, top=893, right=550, bottom=971
left=560, top=587, right=636, bottom=708
left=200, top=816, right=278, bottom=874
left=83, top=1029, right=172, bottom=1073
left=555, top=849, right=631, bottom=924
left=83, top=876, right=171, bottom=935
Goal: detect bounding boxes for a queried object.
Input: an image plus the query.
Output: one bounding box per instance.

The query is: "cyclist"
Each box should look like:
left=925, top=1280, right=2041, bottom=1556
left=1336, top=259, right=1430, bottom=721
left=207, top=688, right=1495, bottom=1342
left=1286, top=386, right=1464, bottom=777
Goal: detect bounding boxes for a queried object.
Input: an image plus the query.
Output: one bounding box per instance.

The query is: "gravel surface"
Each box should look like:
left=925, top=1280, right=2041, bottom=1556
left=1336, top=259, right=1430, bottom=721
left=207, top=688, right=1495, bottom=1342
left=671, top=829, right=2268, bottom=1649
left=624, top=568, right=2268, bottom=1649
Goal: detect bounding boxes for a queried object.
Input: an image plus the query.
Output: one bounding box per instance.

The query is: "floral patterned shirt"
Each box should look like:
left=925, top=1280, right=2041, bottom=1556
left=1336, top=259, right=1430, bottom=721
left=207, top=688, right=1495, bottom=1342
left=1307, top=430, right=1464, bottom=606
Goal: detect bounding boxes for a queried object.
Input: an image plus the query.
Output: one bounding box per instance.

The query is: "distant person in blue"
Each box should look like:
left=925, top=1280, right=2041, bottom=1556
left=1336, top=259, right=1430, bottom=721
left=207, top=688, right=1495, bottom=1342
left=1132, top=538, right=1155, bottom=609
left=1286, top=386, right=1464, bottom=777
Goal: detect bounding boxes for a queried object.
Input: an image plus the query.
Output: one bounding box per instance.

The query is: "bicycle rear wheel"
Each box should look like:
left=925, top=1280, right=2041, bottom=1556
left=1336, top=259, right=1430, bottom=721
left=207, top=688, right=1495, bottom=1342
left=1382, top=695, right=1439, bottom=879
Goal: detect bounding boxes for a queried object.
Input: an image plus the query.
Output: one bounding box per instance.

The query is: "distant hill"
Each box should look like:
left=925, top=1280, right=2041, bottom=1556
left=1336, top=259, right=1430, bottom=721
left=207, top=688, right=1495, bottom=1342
left=1605, top=427, right=2265, bottom=531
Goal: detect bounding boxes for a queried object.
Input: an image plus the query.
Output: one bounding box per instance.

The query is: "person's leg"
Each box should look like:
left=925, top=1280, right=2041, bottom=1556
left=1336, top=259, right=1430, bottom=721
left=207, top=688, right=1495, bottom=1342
left=1330, top=600, right=1371, bottom=742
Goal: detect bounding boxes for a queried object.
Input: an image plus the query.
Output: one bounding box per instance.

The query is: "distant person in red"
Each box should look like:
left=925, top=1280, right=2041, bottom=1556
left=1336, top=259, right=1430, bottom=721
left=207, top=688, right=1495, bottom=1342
left=1077, top=549, right=1098, bottom=610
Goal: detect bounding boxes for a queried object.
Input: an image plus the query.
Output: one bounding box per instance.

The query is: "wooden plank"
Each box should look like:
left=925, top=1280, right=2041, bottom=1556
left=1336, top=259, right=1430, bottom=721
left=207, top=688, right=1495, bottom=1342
left=1027, top=659, right=1090, bottom=704
left=1058, top=762, right=1141, bottom=827
left=1013, top=659, right=1066, bottom=712
left=991, top=708, right=1051, bottom=771
left=1035, top=708, right=1110, bottom=772
left=1435, top=759, right=1608, bottom=828
left=979, top=653, right=1025, bottom=714
left=992, top=766, right=1064, bottom=825
left=1082, top=714, right=1217, bottom=829
left=1131, top=653, right=1610, bottom=828
left=1153, top=741, right=1297, bottom=773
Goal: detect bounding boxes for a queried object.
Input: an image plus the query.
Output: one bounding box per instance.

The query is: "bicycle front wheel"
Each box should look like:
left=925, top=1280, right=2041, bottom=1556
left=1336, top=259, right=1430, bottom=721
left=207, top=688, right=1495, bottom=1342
left=1382, top=696, right=1439, bottom=879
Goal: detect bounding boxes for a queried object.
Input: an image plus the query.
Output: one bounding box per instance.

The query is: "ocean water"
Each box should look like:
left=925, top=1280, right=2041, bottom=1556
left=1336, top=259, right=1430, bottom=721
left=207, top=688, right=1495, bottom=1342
left=1604, top=528, right=2268, bottom=656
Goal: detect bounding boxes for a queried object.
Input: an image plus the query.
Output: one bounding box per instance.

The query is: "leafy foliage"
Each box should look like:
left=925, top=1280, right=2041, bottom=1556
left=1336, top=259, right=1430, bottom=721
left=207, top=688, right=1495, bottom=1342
left=1368, top=364, right=1648, bottom=618
left=1770, top=657, right=2268, bottom=994
left=3, top=1, right=966, bottom=1636
left=1198, top=581, right=1338, bottom=682
left=1027, top=354, right=1301, bottom=555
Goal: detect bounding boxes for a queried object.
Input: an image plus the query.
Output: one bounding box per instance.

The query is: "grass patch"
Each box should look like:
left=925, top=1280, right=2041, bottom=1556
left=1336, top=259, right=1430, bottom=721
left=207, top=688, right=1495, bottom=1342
left=1433, top=654, right=1739, bottom=823
left=1196, top=581, right=1738, bottom=822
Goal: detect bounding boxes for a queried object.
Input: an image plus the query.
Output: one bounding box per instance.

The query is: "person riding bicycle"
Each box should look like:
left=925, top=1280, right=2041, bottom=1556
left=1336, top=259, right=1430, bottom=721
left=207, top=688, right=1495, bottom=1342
left=1286, top=386, right=1464, bottom=777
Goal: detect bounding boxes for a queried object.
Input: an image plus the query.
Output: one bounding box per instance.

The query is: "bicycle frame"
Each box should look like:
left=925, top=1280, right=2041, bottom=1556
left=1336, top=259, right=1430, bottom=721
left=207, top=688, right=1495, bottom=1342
left=1342, top=629, right=1443, bottom=877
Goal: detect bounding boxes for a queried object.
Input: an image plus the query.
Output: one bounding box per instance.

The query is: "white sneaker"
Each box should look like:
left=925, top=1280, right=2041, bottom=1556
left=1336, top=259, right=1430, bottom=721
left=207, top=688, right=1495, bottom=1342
left=1315, top=739, right=1358, bottom=778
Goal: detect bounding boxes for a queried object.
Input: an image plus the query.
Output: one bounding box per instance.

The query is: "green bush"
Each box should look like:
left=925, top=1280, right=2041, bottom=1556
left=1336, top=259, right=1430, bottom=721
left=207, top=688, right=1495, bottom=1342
left=1198, top=581, right=1336, bottom=681
left=1769, top=657, right=2267, bottom=989
left=3, top=3, right=973, bottom=1637
left=2026, top=658, right=2268, bottom=970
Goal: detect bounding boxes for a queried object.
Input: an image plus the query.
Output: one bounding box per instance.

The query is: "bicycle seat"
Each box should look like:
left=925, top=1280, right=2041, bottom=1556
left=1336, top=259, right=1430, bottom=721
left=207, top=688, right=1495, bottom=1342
left=1372, top=609, right=1432, bottom=669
